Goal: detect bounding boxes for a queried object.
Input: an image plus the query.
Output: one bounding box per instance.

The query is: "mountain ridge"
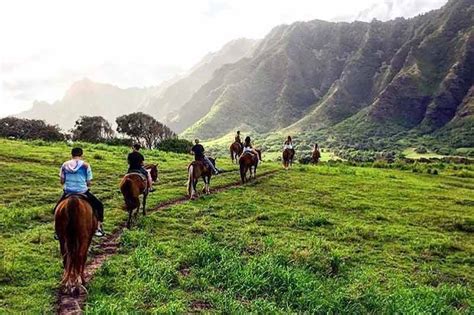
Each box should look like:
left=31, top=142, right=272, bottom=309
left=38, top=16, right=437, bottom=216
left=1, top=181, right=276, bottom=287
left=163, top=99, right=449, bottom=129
left=179, top=0, right=473, bottom=150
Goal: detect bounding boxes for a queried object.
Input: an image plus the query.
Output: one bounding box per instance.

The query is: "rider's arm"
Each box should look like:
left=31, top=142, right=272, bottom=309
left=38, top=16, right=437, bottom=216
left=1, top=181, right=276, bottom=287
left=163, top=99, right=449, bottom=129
left=59, top=165, right=65, bottom=185
left=86, top=163, right=93, bottom=188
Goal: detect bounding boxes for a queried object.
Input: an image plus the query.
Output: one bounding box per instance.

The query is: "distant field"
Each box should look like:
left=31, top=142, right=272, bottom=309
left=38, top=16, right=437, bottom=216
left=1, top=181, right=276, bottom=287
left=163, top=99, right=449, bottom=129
left=0, top=139, right=473, bottom=313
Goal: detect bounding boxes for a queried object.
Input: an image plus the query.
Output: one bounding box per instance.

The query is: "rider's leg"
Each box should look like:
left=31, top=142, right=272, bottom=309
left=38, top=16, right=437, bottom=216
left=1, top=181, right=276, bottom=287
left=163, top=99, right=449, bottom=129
left=52, top=191, right=67, bottom=215
left=52, top=191, right=67, bottom=240
left=204, top=157, right=219, bottom=174
left=85, top=191, right=105, bottom=236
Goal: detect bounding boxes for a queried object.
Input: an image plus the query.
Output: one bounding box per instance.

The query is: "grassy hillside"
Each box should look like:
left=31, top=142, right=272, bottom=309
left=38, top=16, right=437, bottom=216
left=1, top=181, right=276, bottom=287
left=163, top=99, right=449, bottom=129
left=86, top=164, right=474, bottom=313
left=0, top=139, right=276, bottom=312
left=1, top=140, right=473, bottom=312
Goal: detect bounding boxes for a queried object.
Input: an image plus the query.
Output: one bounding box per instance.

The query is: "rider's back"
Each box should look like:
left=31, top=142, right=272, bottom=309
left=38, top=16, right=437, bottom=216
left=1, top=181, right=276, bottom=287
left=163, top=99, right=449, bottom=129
left=60, top=159, right=91, bottom=194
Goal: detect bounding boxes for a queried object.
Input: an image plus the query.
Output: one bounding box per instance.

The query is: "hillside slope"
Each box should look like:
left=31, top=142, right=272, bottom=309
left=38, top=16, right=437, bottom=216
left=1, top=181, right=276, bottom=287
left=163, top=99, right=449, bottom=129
left=142, top=38, right=258, bottom=130
left=17, top=78, right=149, bottom=130
left=17, top=39, right=258, bottom=131
left=180, top=0, right=473, bottom=147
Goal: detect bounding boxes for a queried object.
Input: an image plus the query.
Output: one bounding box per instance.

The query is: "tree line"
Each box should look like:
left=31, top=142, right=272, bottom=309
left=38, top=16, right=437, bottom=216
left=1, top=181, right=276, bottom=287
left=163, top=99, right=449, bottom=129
left=0, top=112, right=184, bottom=150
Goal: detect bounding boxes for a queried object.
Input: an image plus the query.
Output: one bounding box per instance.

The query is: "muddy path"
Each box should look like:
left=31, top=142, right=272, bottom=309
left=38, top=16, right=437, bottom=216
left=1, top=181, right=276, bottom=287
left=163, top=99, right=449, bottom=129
left=56, top=169, right=280, bottom=314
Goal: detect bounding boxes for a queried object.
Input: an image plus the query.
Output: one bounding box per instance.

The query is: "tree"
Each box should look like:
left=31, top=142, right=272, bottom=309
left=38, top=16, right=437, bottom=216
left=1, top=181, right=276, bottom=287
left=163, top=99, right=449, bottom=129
left=156, top=138, right=193, bottom=154
left=71, top=116, right=114, bottom=143
left=0, top=117, right=64, bottom=141
left=116, top=112, right=176, bottom=149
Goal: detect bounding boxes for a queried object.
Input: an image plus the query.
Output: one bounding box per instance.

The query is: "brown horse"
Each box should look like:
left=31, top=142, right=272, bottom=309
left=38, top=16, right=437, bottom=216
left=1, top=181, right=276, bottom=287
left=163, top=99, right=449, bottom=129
left=312, top=148, right=321, bottom=164
left=230, top=142, right=243, bottom=164
left=282, top=148, right=295, bottom=169
left=55, top=195, right=97, bottom=296
left=120, top=164, right=158, bottom=228
left=187, top=158, right=216, bottom=199
left=239, top=150, right=262, bottom=183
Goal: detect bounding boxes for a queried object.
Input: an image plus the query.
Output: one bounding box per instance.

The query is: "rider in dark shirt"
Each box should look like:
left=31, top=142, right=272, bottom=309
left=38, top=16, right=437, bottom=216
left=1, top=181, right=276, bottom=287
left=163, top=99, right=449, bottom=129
left=191, top=143, right=205, bottom=160
left=128, top=150, right=144, bottom=169
left=127, top=144, right=154, bottom=192
left=191, top=139, right=218, bottom=175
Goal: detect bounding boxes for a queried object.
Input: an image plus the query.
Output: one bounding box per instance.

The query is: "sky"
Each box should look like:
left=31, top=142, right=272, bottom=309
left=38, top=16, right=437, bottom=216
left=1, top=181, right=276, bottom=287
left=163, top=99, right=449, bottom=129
left=0, top=0, right=448, bottom=117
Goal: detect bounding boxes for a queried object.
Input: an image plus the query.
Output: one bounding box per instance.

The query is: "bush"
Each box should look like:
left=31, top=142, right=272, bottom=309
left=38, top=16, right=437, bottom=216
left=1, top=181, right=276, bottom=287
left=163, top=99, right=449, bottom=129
left=105, top=137, right=134, bottom=147
left=156, top=138, right=193, bottom=154
left=298, top=155, right=313, bottom=165
left=415, top=146, right=428, bottom=154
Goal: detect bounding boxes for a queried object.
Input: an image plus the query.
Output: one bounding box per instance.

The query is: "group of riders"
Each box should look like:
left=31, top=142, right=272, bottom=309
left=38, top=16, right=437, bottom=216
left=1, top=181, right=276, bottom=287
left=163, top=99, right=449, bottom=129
left=52, top=131, right=320, bottom=239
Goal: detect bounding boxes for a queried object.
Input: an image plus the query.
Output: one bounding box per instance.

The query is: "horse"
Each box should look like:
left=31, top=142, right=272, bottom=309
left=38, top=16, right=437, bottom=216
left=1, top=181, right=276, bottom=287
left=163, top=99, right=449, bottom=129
left=239, top=149, right=262, bottom=183
left=312, top=148, right=321, bottom=164
left=229, top=142, right=243, bottom=164
left=282, top=148, right=295, bottom=169
left=187, top=158, right=216, bottom=199
left=55, top=195, right=97, bottom=296
left=120, top=164, right=158, bottom=228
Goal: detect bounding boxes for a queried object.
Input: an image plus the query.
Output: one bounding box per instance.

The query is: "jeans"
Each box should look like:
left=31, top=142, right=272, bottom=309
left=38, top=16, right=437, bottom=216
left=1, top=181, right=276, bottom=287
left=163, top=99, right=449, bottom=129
left=203, top=157, right=218, bottom=173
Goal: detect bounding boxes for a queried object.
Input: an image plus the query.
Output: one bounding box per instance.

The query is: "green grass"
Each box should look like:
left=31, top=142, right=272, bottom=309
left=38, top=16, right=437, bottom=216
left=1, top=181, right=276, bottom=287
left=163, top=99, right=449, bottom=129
left=85, top=166, right=473, bottom=313
left=403, top=147, right=448, bottom=159
left=1, top=139, right=473, bottom=313
left=0, top=139, right=276, bottom=313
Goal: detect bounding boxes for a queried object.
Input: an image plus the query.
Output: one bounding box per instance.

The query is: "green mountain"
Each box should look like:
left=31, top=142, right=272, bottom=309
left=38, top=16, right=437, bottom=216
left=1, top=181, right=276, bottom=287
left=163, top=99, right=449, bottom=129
left=179, top=0, right=473, bottom=149
left=18, top=39, right=257, bottom=131
left=142, top=38, right=258, bottom=129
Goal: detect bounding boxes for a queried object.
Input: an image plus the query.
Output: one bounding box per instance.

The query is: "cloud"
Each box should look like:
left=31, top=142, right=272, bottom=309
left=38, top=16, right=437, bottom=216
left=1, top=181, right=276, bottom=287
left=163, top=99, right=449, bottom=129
left=0, top=0, right=449, bottom=117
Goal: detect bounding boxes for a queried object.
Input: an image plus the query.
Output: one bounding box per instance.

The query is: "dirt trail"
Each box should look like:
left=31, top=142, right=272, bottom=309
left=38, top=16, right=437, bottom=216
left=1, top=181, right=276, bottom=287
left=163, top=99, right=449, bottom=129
left=56, top=169, right=280, bottom=314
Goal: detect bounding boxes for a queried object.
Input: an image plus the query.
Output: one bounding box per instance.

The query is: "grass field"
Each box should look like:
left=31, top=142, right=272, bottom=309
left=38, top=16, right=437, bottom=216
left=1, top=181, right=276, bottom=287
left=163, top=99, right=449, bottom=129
left=1, top=139, right=473, bottom=313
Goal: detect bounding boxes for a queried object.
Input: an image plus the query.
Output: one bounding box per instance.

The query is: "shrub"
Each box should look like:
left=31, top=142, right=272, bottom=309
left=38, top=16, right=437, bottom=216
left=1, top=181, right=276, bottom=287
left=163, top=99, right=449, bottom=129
left=156, top=138, right=193, bottom=154
left=298, top=156, right=313, bottom=165
left=105, top=137, right=134, bottom=147
left=415, top=146, right=428, bottom=154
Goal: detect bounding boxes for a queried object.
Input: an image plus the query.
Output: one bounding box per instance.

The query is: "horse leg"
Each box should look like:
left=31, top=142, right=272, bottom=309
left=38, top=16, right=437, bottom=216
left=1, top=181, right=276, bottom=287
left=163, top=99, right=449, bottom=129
left=127, top=209, right=132, bottom=229
left=205, top=176, right=210, bottom=194
left=192, top=179, right=198, bottom=199
left=142, top=193, right=147, bottom=216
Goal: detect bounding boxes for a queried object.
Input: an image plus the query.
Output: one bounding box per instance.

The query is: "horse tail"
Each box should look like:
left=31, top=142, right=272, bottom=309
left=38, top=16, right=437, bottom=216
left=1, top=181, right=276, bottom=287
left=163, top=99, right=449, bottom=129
left=187, top=164, right=194, bottom=196
left=65, top=197, right=80, bottom=280
left=121, top=178, right=139, bottom=210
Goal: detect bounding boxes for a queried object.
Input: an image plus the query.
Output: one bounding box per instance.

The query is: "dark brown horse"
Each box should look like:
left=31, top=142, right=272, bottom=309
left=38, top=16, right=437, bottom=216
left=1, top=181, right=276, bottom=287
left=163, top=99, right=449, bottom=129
left=230, top=142, right=243, bottom=164
left=282, top=148, right=295, bottom=169
left=187, top=158, right=216, bottom=199
left=239, top=150, right=262, bottom=183
left=55, top=196, right=97, bottom=296
left=312, top=148, right=321, bottom=164
left=120, top=164, right=158, bottom=228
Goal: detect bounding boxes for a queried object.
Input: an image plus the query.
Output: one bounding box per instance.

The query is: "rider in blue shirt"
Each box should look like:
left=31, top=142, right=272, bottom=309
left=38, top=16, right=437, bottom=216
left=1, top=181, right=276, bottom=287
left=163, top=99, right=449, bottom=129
left=53, top=147, right=105, bottom=238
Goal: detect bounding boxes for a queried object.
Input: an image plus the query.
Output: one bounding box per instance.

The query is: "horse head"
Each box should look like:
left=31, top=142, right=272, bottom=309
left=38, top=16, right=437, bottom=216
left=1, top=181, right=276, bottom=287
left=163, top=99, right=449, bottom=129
left=145, top=164, right=159, bottom=182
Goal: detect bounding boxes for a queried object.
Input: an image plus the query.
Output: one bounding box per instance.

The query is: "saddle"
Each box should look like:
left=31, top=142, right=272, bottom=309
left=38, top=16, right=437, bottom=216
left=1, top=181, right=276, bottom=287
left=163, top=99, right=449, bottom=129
left=126, top=171, right=148, bottom=182
left=63, top=192, right=89, bottom=200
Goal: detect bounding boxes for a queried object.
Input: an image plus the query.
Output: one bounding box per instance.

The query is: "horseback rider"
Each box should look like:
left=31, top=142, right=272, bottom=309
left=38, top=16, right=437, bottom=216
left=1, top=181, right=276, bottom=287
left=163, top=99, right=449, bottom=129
left=191, top=139, right=219, bottom=175
left=243, top=136, right=260, bottom=159
left=235, top=131, right=243, bottom=149
left=284, top=136, right=295, bottom=155
left=127, top=144, right=154, bottom=192
left=312, top=143, right=321, bottom=163
left=53, top=147, right=105, bottom=238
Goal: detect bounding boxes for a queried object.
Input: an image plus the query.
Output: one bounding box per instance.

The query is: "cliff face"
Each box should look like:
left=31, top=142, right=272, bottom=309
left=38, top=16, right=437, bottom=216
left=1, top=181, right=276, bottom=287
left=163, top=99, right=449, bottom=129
left=178, top=0, right=473, bottom=144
